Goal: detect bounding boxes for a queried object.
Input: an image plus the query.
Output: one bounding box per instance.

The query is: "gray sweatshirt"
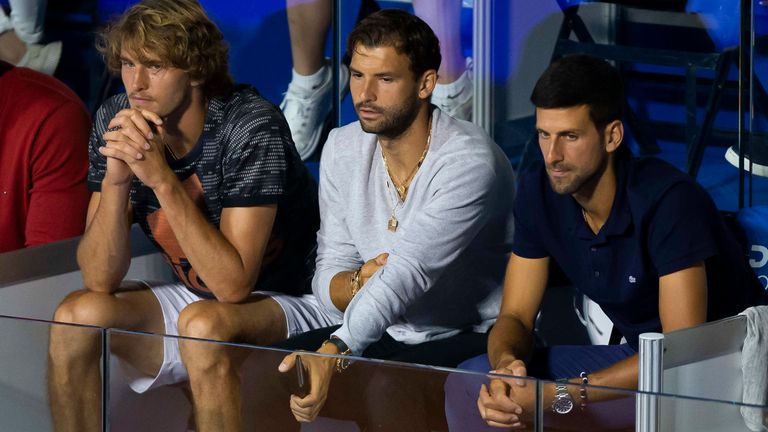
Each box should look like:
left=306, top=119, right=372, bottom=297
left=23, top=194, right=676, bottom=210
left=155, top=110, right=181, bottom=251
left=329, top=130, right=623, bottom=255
left=314, top=108, right=516, bottom=355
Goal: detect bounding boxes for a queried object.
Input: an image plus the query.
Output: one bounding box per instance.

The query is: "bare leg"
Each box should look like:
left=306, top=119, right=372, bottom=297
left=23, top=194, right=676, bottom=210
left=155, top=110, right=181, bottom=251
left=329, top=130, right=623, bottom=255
left=0, top=30, right=26, bottom=64
left=413, top=0, right=465, bottom=84
left=282, top=0, right=334, bottom=160
left=178, top=296, right=288, bottom=432
left=286, top=0, right=331, bottom=76
left=48, top=282, right=166, bottom=432
left=7, top=0, right=47, bottom=43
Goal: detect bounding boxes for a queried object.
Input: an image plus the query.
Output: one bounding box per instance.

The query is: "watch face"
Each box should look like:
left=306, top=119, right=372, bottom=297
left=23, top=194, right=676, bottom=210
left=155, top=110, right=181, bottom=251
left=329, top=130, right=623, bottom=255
left=553, top=396, right=574, bottom=414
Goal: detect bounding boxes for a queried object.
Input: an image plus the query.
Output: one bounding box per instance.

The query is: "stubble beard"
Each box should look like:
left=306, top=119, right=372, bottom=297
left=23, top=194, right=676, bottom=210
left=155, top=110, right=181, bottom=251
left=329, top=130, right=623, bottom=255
left=547, top=167, right=585, bottom=195
left=356, top=95, right=421, bottom=140
left=547, top=153, right=609, bottom=196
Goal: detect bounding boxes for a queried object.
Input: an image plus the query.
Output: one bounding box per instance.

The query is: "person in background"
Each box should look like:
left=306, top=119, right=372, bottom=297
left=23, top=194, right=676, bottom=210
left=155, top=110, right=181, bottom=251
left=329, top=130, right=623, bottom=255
left=0, top=59, right=90, bottom=253
left=0, top=0, right=61, bottom=75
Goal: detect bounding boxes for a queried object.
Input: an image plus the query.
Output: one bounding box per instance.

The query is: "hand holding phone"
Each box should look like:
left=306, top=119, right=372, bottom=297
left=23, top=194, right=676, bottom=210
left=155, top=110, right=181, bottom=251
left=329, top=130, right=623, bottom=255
left=294, top=355, right=309, bottom=398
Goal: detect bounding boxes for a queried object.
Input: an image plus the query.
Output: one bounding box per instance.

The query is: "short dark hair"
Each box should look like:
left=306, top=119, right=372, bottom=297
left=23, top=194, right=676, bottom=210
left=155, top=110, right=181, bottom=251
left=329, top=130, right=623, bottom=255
left=97, top=0, right=235, bottom=99
left=531, top=55, right=624, bottom=131
left=346, top=9, right=441, bottom=79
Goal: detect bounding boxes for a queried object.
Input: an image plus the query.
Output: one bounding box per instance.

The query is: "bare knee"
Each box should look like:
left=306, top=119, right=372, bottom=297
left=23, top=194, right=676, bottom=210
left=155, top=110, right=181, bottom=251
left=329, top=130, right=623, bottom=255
left=49, top=291, right=108, bottom=362
left=178, top=300, right=235, bottom=342
left=52, top=290, right=120, bottom=328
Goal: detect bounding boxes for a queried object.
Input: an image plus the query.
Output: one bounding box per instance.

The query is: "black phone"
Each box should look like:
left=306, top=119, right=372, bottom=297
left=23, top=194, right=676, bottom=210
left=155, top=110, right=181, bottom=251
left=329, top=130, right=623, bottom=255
left=294, top=355, right=309, bottom=398
left=279, top=354, right=310, bottom=397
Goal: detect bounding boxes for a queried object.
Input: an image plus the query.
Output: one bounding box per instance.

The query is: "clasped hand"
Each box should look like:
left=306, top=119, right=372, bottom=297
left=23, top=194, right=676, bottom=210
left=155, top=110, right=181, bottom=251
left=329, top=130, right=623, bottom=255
left=99, top=108, right=172, bottom=189
left=477, top=358, right=535, bottom=429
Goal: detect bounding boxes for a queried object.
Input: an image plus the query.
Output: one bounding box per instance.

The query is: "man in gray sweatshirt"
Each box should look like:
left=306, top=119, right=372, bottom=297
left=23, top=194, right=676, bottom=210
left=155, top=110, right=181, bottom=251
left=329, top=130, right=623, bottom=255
left=266, top=8, right=516, bottom=431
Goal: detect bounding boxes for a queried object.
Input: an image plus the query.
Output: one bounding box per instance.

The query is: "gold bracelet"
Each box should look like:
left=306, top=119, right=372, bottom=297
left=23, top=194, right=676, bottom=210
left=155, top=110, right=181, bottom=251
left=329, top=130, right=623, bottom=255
left=350, top=266, right=363, bottom=298
left=321, top=336, right=352, bottom=373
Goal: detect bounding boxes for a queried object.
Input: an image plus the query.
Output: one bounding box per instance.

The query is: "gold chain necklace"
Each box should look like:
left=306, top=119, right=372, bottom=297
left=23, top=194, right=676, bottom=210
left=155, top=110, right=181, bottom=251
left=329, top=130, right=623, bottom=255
left=381, top=115, right=432, bottom=232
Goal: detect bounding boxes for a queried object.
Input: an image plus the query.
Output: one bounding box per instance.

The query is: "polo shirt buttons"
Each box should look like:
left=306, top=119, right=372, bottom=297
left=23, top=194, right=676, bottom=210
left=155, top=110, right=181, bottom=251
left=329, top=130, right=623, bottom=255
left=591, top=247, right=597, bottom=252
left=594, top=270, right=600, bottom=277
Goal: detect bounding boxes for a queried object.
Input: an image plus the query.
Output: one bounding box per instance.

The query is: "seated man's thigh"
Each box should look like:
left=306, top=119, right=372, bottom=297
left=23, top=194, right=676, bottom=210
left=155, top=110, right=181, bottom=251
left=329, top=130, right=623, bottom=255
left=52, top=280, right=166, bottom=377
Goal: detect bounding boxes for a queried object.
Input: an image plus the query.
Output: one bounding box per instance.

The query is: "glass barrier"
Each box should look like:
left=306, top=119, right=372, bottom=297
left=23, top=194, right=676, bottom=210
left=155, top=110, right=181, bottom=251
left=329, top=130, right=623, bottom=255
left=106, top=329, right=537, bottom=432
left=0, top=314, right=760, bottom=431
left=539, top=380, right=768, bottom=432
left=0, top=315, right=104, bottom=432
left=102, top=328, right=768, bottom=431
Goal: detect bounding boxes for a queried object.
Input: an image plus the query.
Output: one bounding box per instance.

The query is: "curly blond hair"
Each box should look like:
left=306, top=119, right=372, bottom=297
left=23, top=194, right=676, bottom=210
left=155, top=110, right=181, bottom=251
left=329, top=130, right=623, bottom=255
left=97, top=0, right=235, bottom=99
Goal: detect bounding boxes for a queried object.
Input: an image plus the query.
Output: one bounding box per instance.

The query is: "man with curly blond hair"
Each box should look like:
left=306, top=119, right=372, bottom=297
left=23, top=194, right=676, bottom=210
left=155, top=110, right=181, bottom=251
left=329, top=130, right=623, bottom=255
left=47, top=1, right=337, bottom=431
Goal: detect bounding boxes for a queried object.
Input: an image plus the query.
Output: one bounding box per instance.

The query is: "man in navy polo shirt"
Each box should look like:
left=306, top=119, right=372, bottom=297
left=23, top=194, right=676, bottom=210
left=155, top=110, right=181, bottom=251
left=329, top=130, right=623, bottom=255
left=445, top=54, right=767, bottom=430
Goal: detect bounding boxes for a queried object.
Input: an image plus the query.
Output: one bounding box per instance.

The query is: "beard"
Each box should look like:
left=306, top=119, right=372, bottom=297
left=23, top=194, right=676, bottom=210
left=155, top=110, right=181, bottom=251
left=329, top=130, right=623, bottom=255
left=547, top=152, right=609, bottom=196
left=355, top=95, right=421, bottom=140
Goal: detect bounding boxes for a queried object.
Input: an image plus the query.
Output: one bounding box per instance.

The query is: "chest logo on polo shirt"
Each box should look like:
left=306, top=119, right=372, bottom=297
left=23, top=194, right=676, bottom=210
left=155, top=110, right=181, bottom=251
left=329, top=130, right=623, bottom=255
left=628, top=275, right=637, bottom=284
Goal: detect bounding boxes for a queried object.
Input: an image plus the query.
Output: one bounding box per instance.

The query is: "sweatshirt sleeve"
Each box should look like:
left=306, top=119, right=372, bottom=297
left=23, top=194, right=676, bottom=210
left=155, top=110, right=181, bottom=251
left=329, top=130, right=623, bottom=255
left=331, top=153, right=499, bottom=354
left=312, top=129, right=364, bottom=314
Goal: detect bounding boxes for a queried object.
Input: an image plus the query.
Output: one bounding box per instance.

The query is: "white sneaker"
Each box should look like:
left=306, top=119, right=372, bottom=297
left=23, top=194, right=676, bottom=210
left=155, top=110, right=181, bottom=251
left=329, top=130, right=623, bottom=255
left=280, top=60, right=349, bottom=160
left=17, top=41, right=62, bottom=75
left=432, top=57, right=473, bottom=121
left=725, top=143, right=768, bottom=177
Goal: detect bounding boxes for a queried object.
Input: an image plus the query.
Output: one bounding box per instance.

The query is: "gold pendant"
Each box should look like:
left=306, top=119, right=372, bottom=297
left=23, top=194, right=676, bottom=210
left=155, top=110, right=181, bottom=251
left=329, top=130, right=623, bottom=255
left=388, top=215, right=398, bottom=232
left=396, top=185, right=407, bottom=200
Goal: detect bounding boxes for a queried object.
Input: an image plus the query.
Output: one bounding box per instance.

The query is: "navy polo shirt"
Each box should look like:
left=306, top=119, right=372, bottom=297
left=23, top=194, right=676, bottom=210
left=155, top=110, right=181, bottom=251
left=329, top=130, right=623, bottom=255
left=513, top=154, right=767, bottom=351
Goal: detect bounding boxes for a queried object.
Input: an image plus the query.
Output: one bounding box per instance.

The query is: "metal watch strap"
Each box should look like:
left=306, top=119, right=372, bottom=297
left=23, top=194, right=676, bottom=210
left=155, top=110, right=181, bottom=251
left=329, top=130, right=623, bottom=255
left=552, top=382, right=575, bottom=415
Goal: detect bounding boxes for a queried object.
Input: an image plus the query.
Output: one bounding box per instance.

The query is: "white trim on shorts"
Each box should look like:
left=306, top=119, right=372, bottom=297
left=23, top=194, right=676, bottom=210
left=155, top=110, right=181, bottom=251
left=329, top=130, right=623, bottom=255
left=120, top=281, right=340, bottom=394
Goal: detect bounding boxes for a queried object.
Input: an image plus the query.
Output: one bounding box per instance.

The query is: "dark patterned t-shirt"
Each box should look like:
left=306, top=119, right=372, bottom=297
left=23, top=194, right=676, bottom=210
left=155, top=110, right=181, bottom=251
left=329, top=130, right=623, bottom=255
left=88, top=85, right=319, bottom=298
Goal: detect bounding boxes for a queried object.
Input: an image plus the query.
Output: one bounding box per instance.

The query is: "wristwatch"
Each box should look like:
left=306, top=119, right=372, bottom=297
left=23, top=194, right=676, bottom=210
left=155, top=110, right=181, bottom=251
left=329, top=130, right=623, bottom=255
left=552, top=383, right=575, bottom=415
left=322, top=335, right=352, bottom=373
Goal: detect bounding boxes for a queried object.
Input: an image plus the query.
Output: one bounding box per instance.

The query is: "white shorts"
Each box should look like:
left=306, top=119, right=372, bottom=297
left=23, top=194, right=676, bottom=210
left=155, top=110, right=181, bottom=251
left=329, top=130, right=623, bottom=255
left=121, top=281, right=341, bottom=394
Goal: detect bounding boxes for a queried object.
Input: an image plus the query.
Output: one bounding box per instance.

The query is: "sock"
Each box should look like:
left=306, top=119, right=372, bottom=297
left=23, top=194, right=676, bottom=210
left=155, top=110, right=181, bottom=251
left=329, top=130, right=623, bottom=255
left=433, top=68, right=470, bottom=98
left=291, top=62, right=330, bottom=91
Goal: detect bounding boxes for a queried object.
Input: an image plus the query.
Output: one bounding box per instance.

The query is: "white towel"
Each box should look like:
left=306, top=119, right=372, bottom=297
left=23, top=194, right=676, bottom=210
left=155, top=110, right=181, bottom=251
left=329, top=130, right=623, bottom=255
left=740, top=306, right=768, bottom=431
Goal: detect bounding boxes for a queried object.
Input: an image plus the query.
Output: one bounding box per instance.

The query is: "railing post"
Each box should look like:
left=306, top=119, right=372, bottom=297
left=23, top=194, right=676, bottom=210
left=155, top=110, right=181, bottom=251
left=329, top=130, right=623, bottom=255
left=637, top=332, right=664, bottom=432
left=472, top=0, right=493, bottom=136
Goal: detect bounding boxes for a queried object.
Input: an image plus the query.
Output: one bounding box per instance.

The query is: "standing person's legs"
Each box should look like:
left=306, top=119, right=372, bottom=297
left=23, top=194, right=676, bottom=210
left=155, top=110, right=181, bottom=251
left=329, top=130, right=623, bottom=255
left=282, top=0, right=335, bottom=160
left=286, top=0, right=331, bottom=77
left=48, top=281, right=167, bottom=432
left=412, top=0, right=464, bottom=84
left=0, top=0, right=60, bottom=73
left=178, top=292, right=339, bottom=432
left=0, top=7, right=26, bottom=65
left=412, top=0, right=473, bottom=120
left=7, top=0, right=46, bottom=43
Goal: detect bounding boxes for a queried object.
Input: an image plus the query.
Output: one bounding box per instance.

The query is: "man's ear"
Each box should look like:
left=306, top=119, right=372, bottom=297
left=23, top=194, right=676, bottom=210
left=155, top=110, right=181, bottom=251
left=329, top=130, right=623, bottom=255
left=418, top=69, right=438, bottom=100
left=604, top=120, right=624, bottom=153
